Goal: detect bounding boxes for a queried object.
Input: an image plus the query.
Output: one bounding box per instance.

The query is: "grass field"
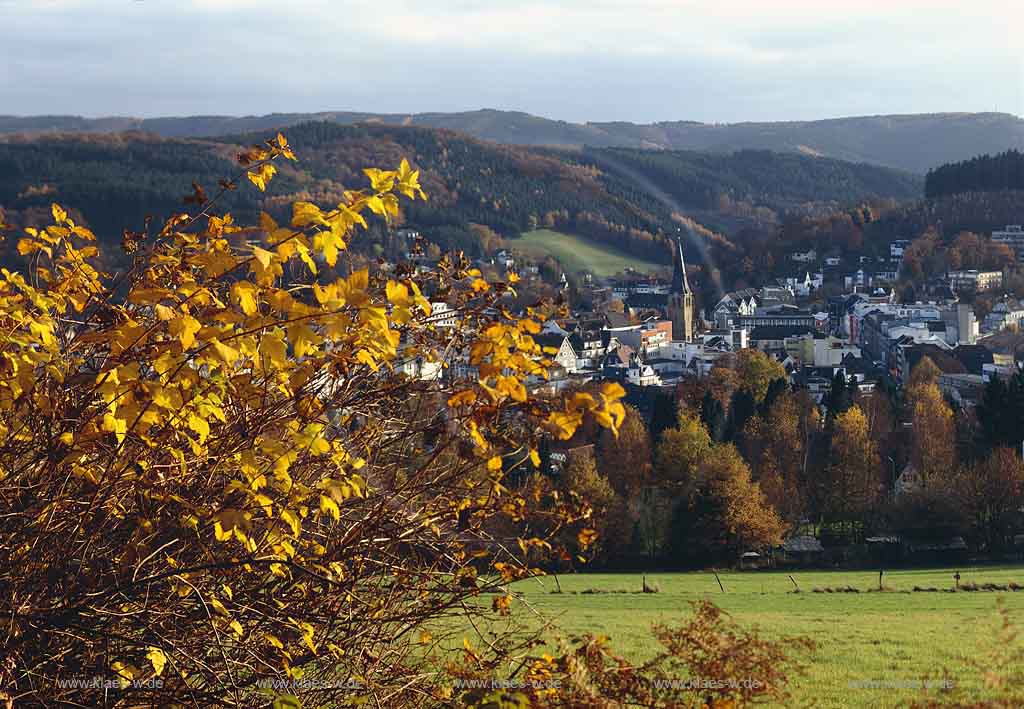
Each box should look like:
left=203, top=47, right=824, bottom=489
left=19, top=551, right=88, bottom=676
left=492, top=567, right=1024, bottom=708
left=510, top=229, right=667, bottom=278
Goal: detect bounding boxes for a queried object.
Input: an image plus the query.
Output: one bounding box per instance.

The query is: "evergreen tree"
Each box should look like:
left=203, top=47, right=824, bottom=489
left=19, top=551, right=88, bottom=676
left=824, top=370, right=853, bottom=419
left=760, top=377, right=788, bottom=416
left=700, top=390, right=728, bottom=443
left=727, top=390, right=758, bottom=442
left=976, top=370, right=1024, bottom=455
left=649, top=392, right=679, bottom=442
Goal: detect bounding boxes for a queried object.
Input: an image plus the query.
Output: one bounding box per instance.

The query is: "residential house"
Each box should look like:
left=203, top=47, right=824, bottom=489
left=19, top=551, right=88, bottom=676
left=535, top=333, right=579, bottom=374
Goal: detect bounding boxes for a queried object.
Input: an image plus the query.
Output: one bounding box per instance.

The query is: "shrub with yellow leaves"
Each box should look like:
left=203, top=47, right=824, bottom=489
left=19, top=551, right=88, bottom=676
left=0, top=135, right=627, bottom=705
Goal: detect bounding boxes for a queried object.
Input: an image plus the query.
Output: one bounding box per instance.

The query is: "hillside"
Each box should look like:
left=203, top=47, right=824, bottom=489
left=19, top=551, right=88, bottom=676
left=0, top=121, right=922, bottom=273
left=573, top=147, right=921, bottom=216
left=513, top=229, right=666, bottom=278
left=2, top=110, right=1021, bottom=174
left=925, top=149, right=1024, bottom=198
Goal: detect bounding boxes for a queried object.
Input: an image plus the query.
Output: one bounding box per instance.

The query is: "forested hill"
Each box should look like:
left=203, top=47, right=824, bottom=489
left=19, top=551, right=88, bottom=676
left=2, top=110, right=1021, bottom=174
left=575, top=147, right=921, bottom=215
left=925, top=149, right=1024, bottom=198
left=0, top=121, right=920, bottom=269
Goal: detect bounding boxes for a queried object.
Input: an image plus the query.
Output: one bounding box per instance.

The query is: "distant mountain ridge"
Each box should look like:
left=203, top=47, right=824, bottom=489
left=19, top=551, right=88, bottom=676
left=0, top=121, right=922, bottom=275
left=1, top=110, right=1021, bottom=174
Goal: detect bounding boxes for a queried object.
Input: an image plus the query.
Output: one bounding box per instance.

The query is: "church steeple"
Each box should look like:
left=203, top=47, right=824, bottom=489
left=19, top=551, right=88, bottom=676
left=668, top=237, right=694, bottom=341
left=671, top=238, right=691, bottom=295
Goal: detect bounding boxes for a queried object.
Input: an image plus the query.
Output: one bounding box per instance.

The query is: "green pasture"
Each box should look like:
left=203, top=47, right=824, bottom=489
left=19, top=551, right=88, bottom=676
left=510, top=229, right=666, bottom=278
left=478, top=567, right=1024, bottom=708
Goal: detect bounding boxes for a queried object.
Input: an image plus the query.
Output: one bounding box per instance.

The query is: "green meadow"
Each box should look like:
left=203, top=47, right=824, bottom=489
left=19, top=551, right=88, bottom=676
left=510, top=229, right=666, bottom=278
left=485, top=567, right=1024, bottom=708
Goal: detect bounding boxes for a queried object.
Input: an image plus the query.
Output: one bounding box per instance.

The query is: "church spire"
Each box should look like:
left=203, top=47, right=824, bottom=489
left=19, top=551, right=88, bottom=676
left=671, top=237, right=691, bottom=294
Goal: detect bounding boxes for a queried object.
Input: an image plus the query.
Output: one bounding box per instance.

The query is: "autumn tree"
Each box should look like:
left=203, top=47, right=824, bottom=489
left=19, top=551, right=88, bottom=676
left=954, top=447, right=1024, bottom=552
left=668, top=443, right=785, bottom=564
left=733, top=349, right=787, bottom=404
left=562, top=452, right=628, bottom=564
left=819, top=406, right=883, bottom=535
left=653, top=409, right=712, bottom=491
left=743, top=390, right=820, bottom=525
left=596, top=403, right=652, bottom=496
left=906, top=357, right=958, bottom=482
left=0, top=138, right=630, bottom=706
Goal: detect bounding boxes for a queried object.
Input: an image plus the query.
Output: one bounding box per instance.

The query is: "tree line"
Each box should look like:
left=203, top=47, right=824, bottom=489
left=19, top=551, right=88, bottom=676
left=925, top=149, right=1024, bottom=199
left=534, top=352, right=1024, bottom=570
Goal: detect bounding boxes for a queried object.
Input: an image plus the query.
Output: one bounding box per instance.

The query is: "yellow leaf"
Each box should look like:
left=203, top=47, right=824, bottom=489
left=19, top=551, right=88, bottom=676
left=146, top=647, right=167, bottom=677
left=51, top=203, right=67, bottom=224
left=246, top=163, right=277, bottom=192
left=530, top=448, right=541, bottom=468
left=287, top=322, right=321, bottom=359
left=280, top=508, right=301, bottom=537
left=319, top=495, right=340, bottom=522
left=295, top=241, right=317, bottom=275
left=487, top=456, right=502, bottom=472
left=577, top=528, right=598, bottom=549
left=154, top=304, right=175, bottom=321
left=16, top=238, right=39, bottom=256
left=363, top=167, right=395, bottom=193
left=231, top=281, right=259, bottom=316
left=151, top=385, right=182, bottom=410
left=187, top=413, right=210, bottom=443
left=601, top=381, right=626, bottom=401
left=102, top=412, right=128, bottom=444
left=386, top=279, right=410, bottom=305
left=252, top=247, right=274, bottom=269
left=291, top=201, right=327, bottom=228
left=209, top=596, right=230, bottom=617
left=447, top=390, right=476, bottom=407
left=169, top=314, right=201, bottom=350
left=110, top=661, right=134, bottom=689
left=210, top=338, right=239, bottom=365
left=259, top=329, right=288, bottom=369
left=253, top=493, right=273, bottom=517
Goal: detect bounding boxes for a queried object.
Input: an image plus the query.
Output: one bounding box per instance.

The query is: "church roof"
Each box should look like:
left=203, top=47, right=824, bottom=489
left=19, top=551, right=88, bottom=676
left=671, top=238, right=692, bottom=295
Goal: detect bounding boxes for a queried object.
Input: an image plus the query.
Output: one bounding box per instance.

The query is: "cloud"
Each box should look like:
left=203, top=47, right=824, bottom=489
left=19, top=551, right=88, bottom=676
left=1, top=0, right=1020, bottom=121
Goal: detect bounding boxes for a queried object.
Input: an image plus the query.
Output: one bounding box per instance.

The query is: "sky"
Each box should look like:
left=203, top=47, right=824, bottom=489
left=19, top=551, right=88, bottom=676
left=2, top=0, right=1022, bottom=123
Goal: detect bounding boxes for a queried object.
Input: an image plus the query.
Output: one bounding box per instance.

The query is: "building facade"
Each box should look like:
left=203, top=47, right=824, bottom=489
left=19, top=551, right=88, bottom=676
left=992, top=225, right=1024, bottom=261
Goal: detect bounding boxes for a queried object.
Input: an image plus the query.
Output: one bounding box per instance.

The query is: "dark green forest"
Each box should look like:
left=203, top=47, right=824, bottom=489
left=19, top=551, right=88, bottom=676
left=924, top=149, right=1024, bottom=198
left=575, top=147, right=922, bottom=214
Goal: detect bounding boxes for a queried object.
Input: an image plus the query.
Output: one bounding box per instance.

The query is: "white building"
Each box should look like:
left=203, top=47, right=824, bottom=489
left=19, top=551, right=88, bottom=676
left=992, top=225, right=1024, bottom=261
left=948, top=270, right=1003, bottom=293
left=983, top=299, right=1024, bottom=333
left=890, top=239, right=911, bottom=260
left=626, top=354, right=662, bottom=386
left=428, top=302, right=457, bottom=329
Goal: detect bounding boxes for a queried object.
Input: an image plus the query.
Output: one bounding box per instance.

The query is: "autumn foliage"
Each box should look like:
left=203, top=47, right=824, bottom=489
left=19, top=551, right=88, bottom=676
left=0, top=136, right=633, bottom=705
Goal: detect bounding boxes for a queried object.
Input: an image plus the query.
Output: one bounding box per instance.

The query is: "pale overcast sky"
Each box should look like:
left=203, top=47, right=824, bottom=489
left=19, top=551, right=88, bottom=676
left=2, top=0, right=1021, bottom=122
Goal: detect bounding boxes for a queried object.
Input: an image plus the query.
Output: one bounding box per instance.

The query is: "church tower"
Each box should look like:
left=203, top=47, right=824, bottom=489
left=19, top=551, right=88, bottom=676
left=667, top=238, right=694, bottom=341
